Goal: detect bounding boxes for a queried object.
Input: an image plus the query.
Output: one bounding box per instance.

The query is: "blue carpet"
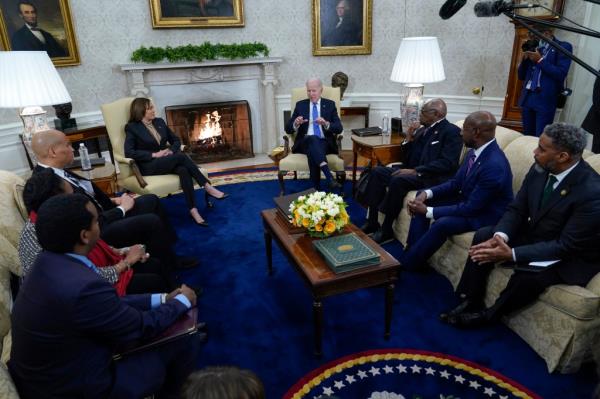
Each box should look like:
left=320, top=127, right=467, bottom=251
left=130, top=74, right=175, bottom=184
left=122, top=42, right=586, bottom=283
left=162, top=178, right=597, bottom=398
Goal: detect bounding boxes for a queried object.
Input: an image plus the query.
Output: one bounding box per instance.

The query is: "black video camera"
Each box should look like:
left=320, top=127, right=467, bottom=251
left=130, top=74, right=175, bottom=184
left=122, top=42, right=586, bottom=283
left=521, top=39, right=539, bottom=53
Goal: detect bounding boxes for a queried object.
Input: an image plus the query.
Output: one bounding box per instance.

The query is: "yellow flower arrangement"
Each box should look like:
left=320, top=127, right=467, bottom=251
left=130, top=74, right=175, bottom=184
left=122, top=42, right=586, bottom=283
left=289, top=191, right=349, bottom=238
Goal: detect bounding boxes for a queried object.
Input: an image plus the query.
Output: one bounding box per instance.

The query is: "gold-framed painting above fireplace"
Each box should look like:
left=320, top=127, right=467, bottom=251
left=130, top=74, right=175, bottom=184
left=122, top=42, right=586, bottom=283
left=150, top=0, right=244, bottom=28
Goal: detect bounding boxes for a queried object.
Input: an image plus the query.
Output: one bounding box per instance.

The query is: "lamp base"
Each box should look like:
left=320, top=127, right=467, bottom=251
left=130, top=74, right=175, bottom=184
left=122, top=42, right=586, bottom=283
left=54, top=118, right=77, bottom=131
left=401, top=84, right=424, bottom=131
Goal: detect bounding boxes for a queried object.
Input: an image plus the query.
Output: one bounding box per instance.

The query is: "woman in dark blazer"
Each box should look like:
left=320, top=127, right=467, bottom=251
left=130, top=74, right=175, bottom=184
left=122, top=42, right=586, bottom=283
left=125, top=98, right=228, bottom=226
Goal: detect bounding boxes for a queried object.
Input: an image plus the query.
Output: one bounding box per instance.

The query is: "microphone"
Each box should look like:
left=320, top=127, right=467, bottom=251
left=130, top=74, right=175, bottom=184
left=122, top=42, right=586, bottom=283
left=474, top=1, right=540, bottom=17
left=439, top=0, right=467, bottom=20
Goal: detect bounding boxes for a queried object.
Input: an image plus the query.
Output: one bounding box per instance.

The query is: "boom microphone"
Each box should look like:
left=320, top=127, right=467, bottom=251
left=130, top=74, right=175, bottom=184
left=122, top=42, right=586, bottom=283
left=474, top=1, right=541, bottom=17
left=439, top=0, right=468, bottom=20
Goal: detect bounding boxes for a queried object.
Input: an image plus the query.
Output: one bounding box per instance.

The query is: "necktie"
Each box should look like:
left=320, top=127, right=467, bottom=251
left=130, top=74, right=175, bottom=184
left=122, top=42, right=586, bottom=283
left=540, top=175, right=558, bottom=209
left=30, top=27, right=40, bottom=31
left=465, top=151, right=476, bottom=175
left=312, top=103, right=321, bottom=138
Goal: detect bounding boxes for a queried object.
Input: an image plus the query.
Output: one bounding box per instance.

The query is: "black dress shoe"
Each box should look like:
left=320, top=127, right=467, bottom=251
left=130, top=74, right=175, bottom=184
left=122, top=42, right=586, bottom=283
left=176, top=256, right=199, bottom=269
left=196, top=322, right=207, bottom=331
left=360, top=222, right=380, bottom=235
left=439, top=299, right=478, bottom=322
left=196, top=331, right=208, bottom=343
left=328, top=180, right=342, bottom=191
left=447, top=310, right=490, bottom=329
left=371, top=229, right=395, bottom=244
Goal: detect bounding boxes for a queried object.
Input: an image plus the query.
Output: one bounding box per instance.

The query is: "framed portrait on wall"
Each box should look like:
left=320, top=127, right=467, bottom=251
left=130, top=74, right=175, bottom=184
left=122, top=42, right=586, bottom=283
left=312, top=0, right=372, bottom=56
left=150, top=0, right=244, bottom=28
left=0, top=0, right=80, bottom=67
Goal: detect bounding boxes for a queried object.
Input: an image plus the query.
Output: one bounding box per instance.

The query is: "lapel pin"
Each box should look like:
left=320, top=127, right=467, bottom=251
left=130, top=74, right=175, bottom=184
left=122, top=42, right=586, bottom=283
left=560, top=189, right=568, bottom=196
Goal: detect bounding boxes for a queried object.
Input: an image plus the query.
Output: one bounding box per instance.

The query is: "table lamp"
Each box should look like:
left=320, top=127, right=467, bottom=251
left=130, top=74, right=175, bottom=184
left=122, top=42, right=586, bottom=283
left=0, top=51, right=72, bottom=165
left=390, top=37, right=445, bottom=131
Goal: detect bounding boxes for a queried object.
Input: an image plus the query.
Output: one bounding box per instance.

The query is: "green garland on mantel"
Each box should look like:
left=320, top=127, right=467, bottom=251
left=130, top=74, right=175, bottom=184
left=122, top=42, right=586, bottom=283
left=130, top=42, right=270, bottom=63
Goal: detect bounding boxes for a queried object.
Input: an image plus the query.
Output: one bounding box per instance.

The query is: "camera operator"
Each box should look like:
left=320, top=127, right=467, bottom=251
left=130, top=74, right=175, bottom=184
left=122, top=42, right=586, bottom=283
left=518, top=25, right=572, bottom=137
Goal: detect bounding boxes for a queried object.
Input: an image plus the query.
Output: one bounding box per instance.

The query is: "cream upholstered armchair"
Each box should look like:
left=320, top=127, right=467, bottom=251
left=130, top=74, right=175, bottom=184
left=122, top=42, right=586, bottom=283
left=100, top=97, right=211, bottom=205
left=0, top=170, right=27, bottom=399
left=278, top=86, right=346, bottom=195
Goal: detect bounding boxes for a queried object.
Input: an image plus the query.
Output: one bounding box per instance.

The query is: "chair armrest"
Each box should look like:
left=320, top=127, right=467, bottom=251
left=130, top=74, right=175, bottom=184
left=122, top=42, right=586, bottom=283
left=282, top=135, right=291, bottom=156
left=114, top=155, right=148, bottom=188
left=336, top=134, right=344, bottom=157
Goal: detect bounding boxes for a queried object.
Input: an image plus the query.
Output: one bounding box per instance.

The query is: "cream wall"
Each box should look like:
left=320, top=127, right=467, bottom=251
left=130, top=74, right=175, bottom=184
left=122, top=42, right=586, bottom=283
left=0, top=0, right=589, bottom=172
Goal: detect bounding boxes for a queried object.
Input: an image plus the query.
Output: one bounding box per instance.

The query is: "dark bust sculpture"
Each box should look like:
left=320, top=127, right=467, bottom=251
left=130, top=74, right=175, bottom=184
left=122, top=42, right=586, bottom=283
left=53, top=102, right=77, bottom=130
left=331, top=71, right=349, bottom=100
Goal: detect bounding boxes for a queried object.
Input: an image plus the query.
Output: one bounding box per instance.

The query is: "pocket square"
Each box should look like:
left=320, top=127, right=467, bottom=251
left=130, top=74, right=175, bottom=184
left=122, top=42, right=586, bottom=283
left=430, top=141, right=439, bottom=145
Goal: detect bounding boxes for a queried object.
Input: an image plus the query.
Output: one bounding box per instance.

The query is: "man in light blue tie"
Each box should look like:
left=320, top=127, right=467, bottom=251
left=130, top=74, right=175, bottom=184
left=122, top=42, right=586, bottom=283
left=285, top=77, right=344, bottom=190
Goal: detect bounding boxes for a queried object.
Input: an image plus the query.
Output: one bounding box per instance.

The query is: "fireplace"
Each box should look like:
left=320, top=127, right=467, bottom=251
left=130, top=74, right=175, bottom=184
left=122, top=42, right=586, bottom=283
left=165, top=101, right=253, bottom=164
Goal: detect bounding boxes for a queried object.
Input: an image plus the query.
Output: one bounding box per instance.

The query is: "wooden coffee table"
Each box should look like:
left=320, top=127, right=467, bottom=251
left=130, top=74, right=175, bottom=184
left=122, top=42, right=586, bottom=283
left=261, top=209, right=400, bottom=356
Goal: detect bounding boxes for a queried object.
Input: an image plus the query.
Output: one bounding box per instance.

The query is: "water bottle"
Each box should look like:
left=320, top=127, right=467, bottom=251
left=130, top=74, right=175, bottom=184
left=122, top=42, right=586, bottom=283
left=79, top=143, right=92, bottom=171
left=381, top=114, right=390, bottom=143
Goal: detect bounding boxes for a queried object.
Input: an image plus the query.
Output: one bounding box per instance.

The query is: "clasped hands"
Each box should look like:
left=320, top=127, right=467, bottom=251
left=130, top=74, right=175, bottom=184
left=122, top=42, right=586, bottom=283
left=111, top=193, right=137, bottom=212
left=406, top=191, right=428, bottom=216
left=123, top=244, right=150, bottom=265
left=469, top=235, right=513, bottom=265
left=152, top=148, right=173, bottom=158
left=523, top=50, right=542, bottom=63
left=167, top=284, right=197, bottom=307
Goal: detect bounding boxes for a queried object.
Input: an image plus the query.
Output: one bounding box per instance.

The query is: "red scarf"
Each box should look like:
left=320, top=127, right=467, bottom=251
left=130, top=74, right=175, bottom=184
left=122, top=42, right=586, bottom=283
left=29, top=211, right=133, bottom=296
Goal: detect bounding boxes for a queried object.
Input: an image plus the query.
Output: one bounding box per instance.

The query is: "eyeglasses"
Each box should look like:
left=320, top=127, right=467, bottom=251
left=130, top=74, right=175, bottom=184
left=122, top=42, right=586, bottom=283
left=420, top=108, right=436, bottom=114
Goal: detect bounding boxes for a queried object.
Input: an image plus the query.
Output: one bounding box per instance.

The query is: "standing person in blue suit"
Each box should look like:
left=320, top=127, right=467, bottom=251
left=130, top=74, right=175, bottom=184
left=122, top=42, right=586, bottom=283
left=361, top=98, right=463, bottom=244
left=285, top=78, right=344, bottom=190
left=9, top=194, right=201, bottom=399
left=518, top=26, right=572, bottom=137
left=400, top=111, right=514, bottom=271
left=441, top=123, right=600, bottom=328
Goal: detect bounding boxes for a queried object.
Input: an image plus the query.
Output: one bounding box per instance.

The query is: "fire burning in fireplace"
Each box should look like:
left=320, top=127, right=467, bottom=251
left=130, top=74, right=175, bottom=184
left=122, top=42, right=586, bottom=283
left=195, top=111, right=223, bottom=142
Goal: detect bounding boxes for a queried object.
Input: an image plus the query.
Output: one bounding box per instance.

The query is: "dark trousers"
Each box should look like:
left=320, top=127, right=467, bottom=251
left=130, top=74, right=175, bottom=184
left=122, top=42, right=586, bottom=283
left=297, top=135, right=331, bottom=188
left=363, top=166, right=426, bottom=229
left=402, top=200, right=476, bottom=270
left=101, top=195, right=179, bottom=274
left=126, top=257, right=176, bottom=294
left=456, top=225, right=564, bottom=319
left=521, top=106, right=555, bottom=137
left=140, top=153, right=209, bottom=210
left=109, top=331, right=200, bottom=399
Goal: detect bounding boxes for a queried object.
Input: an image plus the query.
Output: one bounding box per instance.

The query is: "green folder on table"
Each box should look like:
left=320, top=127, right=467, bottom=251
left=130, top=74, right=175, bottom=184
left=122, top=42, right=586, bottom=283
left=313, top=233, right=380, bottom=273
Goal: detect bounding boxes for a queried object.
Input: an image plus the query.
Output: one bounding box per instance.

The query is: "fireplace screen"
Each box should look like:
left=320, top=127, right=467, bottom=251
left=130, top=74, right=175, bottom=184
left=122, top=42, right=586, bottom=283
left=165, top=101, right=253, bottom=164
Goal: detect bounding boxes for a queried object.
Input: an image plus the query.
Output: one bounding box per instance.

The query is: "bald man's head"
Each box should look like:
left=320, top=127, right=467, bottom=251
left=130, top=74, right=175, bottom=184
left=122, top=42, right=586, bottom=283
left=462, top=111, right=497, bottom=148
left=32, top=130, right=74, bottom=168
left=419, top=98, right=447, bottom=126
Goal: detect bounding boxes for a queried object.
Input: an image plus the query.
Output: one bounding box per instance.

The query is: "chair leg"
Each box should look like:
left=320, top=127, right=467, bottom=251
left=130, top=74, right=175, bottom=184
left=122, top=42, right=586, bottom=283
left=205, top=191, right=214, bottom=208
left=336, top=171, right=347, bottom=197
left=293, top=171, right=298, bottom=180
left=278, top=170, right=287, bottom=196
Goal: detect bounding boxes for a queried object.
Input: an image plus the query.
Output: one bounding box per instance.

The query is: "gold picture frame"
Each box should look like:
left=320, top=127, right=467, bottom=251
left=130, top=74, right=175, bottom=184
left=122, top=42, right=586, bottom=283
left=313, top=0, right=372, bottom=56
left=149, top=0, right=244, bottom=29
left=0, top=0, right=80, bottom=67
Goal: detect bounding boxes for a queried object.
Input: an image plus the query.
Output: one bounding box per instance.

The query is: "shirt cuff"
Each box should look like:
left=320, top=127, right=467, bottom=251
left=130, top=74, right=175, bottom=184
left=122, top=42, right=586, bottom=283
left=325, top=122, right=330, bottom=131
left=174, top=294, right=192, bottom=308
left=425, top=190, right=433, bottom=199
left=426, top=207, right=434, bottom=219
left=511, top=249, right=516, bottom=262
left=537, top=56, right=545, bottom=64
left=151, top=294, right=161, bottom=308
left=494, top=232, right=509, bottom=243
left=117, top=206, right=126, bottom=217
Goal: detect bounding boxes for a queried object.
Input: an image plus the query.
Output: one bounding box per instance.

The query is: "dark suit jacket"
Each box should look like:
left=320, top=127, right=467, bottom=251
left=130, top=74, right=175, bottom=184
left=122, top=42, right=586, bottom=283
left=8, top=251, right=188, bottom=399
left=11, top=25, right=67, bottom=57
left=125, top=118, right=183, bottom=175
left=518, top=38, right=572, bottom=112
left=33, top=165, right=124, bottom=226
left=582, top=73, right=600, bottom=152
left=284, top=98, right=343, bottom=154
left=494, top=161, right=600, bottom=285
left=401, top=119, right=463, bottom=186
left=430, top=140, right=514, bottom=230
left=322, top=18, right=362, bottom=46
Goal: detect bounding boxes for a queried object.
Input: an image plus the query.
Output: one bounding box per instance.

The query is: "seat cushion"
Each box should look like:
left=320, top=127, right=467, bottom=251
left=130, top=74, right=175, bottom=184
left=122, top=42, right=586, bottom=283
left=279, top=154, right=344, bottom=172
left=0, top=362, right=18, bottom=399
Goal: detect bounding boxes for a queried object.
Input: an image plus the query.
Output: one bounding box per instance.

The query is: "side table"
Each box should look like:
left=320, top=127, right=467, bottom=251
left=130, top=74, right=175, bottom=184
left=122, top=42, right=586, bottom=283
left=71, top=163, right=117, bottom=197
left=351, top=134, right=404, bottom=195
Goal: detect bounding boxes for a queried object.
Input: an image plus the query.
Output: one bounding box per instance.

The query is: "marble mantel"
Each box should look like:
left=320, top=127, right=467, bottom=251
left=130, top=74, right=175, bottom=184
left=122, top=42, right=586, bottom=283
left=119, top=57, right=282, bottom=154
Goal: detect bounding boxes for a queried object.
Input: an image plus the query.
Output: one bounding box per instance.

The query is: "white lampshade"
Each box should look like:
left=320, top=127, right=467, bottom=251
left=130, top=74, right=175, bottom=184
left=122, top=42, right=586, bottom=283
left=390, top=37, right=445, bottom=84
left=0, top=51, right=71, bottom=108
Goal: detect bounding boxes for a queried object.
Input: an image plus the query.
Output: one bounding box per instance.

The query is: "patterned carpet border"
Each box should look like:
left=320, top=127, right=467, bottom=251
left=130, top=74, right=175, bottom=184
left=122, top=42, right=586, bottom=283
left=283, top=349, right=540, bottom=399
left=209, top=167, right=358, bottom=187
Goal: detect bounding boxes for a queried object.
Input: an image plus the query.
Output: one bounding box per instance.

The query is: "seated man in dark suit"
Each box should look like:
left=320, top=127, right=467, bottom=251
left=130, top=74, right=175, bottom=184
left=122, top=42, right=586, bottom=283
left=361, top=98, right=463, bottom=244
left=285, top=78, right=343, bottom=190
left=441, top=122, right=600, bottom=328
left=31, top=129, right=197, bottom=270
left=9, top=194, right=201, bottom=398
left=401, top=111, right=514, bottom=271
